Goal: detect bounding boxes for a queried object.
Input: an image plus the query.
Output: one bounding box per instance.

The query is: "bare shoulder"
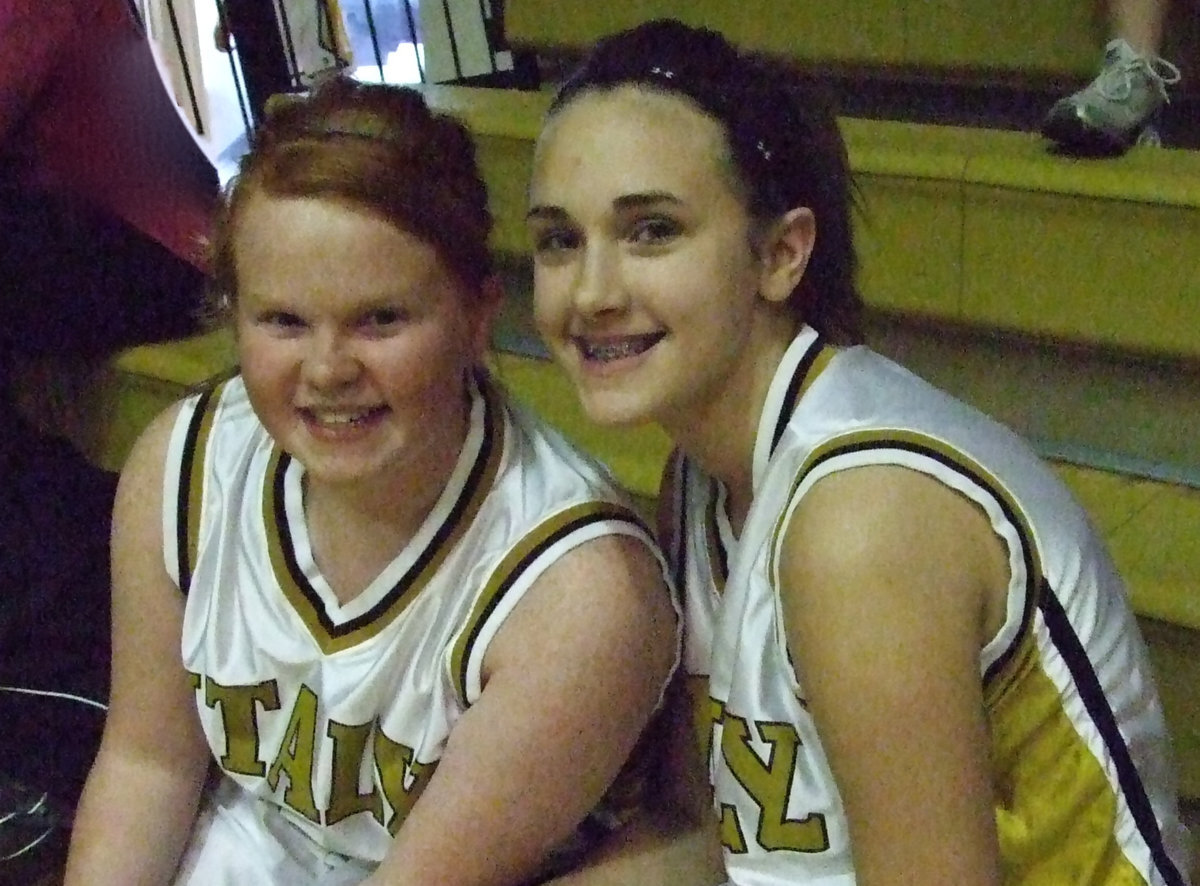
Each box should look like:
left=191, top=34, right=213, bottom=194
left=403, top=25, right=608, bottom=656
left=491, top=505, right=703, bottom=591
left=408, top=527, right=682, bottom=885
left=776, top=464, right=1007, bottom=884
left=780, top=463, right=1007, bottom=620
left=117, top=403, right=185, bottom=502
left=774, top=462, right=1010, bottom=736
left=500, top=529, right=675, bottom=646
left=109, top=403, right=185, bottom=550
left=536, top=530, right=670, bottom=598
left=484, top=527, right=678, bottom=690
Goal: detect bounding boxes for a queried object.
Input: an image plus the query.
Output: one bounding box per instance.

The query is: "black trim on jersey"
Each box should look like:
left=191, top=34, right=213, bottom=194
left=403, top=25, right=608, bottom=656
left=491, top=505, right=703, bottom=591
left=802, top=437, right=1037, bottom=687
left=707, top=479, right=730, bottom=592
left=271, top=389, right=499, bottom=638
left=769, top=336, right=825, bottom=459
left=454, top=505, right=647, bottom=703
left=176, top=386, right=217, bottom=596
left=670, top=456, right=690, bottom=598
left=1038, top=581, right=1186, bottom=885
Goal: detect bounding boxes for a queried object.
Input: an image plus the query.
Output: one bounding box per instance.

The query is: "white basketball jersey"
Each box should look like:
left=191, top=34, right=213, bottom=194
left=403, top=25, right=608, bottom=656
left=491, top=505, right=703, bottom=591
left=666, top=327, right=1191, bottom=886
left=163, top=373, right=665, bottom=871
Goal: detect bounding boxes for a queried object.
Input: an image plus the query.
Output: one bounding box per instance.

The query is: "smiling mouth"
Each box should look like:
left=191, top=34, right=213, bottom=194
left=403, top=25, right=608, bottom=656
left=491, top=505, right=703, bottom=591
left=302, top=406, right=387, bottom=428
left=576, top=333, right=665, bottom=362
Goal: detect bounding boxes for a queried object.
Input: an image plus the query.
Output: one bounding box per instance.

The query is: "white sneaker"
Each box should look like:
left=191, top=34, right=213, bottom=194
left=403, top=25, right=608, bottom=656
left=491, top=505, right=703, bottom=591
left=1042, top=38, right=1181, bottom=154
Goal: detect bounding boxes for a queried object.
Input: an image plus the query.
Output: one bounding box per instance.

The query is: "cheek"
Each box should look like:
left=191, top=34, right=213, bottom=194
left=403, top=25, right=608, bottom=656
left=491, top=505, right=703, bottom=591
left=373, top=330, right=471, bottom=392
left=237, top=336, right=292, bottom=388
left=531, top=266, right=569, bottom=329
left=679, top=251, right=760, bottom=316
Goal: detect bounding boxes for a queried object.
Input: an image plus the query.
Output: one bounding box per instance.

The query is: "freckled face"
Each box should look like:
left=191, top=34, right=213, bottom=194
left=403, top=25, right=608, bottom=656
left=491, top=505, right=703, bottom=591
left=527, top=87, right=771, bottom=431
left=233, top=194, right=492, bottom=491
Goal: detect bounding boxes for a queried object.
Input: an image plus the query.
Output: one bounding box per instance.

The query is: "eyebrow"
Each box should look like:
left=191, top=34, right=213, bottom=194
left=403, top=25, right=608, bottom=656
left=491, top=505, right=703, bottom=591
left=526, top=190, right=684, bottom=222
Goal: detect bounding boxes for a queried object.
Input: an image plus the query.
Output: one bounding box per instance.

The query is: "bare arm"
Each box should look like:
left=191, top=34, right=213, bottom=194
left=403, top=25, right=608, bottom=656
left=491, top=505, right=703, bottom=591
left=64, top=406, right=213, bottom=885
left=545, top=678, right=726, bottom=886
left=364, top=532, right=679, bottom=886
left=546, top=808, right=725, bottom=886
left=778, top=465, right=1008, bottom=886
left=544, top=458, right=726, bottom=886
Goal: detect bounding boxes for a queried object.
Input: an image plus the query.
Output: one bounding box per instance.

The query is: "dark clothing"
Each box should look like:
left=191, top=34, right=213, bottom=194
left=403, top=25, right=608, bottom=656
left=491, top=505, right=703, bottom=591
left=0, top=402, right=112, bottom=810
left=0, top=0, right=217, bottom=822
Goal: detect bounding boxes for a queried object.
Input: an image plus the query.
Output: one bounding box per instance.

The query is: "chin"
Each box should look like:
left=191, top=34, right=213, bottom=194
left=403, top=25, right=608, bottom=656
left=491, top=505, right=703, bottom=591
left=579, top=392, right=657, bottom=429
left=296, top=458, right=377, bottom=487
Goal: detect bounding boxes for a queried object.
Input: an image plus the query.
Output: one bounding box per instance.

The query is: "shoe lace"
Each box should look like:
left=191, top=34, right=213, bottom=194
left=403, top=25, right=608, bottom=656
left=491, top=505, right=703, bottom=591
left=1097, top=42, right=1182, bottom=103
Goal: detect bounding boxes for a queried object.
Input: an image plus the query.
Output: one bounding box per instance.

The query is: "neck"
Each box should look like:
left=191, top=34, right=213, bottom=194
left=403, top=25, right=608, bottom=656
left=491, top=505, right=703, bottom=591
left=308, top=448, right=454, bottom=530
left=662, top=314, right=798, bottom=533
left=303, top=403, right=471, bottom=602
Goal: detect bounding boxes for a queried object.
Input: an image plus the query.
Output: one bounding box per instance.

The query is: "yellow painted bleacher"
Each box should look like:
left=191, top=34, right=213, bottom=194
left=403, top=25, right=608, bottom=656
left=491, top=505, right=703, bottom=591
left=419, top=82, right=1200, bottom=360
left=503, top=0, right=1106, bottom=75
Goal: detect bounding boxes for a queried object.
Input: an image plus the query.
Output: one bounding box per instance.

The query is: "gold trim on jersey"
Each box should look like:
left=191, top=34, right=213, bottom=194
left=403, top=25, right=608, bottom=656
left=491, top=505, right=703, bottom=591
left=1030, top=580, right=1188, bottom=884
left=704, top=480, right=728, bottom=596
left=449, top=500, right=649, bottom=706
left=767, top=427, right=1044, bottom=701
left=664, top=449, right=689, bottom=597
left=177, top=382, right=226, bottom=594
left=262, top=382, right=507, bottom=655
left=675, top=337, right=836, bottom=609
left=990, top=593, right=1183, bottom=884
left=767, top=340, right=836, bottom=460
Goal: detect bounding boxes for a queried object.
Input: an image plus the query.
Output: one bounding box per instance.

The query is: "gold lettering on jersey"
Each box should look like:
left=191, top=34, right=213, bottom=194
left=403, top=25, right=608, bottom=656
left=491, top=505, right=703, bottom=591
left=706, top=696, right=726, bottom=762
left=325, top=720, right=385, bottom=827
left=191, top=675, right=438, bottom=833
left=204, top=678, right=281, bottom=776
left=374, top=729, right=436, bottom=836
left=684, top=676, right=721, bottom=762
left=267, top=683, right=321, bottom=823
left=720, top=801, right=750, bottom=852
left=720, top=713, right=829, bottom=854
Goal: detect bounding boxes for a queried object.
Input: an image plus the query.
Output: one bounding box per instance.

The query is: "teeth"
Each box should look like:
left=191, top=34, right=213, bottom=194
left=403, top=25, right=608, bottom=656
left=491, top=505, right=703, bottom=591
left=580, top=334, right=661, bottom=362
left=309, top=408, right=377, bottom=426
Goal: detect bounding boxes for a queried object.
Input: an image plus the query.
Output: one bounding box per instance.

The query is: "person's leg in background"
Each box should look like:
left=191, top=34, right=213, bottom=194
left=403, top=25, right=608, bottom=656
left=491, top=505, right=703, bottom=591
left=1113, top=0, right=1169, bottom=53
left=1042, top=0, right=1183, bottom=153
left=0, top=3, right=214, bottom=878
left=0, top=183, right=206, bottom=879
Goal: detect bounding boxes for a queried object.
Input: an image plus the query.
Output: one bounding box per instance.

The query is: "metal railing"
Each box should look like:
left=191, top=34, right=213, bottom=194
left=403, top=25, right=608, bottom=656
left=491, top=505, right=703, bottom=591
left=150, top=0, right=524, bottom=152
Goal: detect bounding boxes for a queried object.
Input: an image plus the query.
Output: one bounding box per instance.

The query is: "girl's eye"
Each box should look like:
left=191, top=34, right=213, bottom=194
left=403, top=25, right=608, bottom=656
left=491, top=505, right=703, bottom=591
left=629, top=216, right=680, bottom=245
left=357, top=307, right=412, bottom=336
left=363, top=308, right=407, bottom=327
left=531, top=226, right=581, bottom=255
left=260, top=311, right=305, bottom=330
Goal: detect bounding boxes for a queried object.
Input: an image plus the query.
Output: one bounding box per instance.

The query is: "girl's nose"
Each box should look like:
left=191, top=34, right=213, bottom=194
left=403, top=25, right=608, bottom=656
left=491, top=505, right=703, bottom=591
left=571, top=244, right=628, bottom=318
left=302, top=328, right=361, bottom=389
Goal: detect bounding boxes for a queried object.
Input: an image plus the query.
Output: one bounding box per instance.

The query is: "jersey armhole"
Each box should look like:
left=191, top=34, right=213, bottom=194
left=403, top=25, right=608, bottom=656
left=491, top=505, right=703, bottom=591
left=447, top=501, right=669, bottom=709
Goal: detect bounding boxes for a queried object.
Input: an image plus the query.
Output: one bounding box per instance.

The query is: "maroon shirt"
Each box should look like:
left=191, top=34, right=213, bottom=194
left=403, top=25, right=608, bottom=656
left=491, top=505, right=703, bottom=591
left=0, top=0, right=216, bottom=268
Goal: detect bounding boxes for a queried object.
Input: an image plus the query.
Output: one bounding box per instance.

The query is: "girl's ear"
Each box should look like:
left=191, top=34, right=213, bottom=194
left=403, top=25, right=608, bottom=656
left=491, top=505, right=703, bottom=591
left=469, top=274, right=506, bottom=359
left=757, top=207, right=816, bottom=305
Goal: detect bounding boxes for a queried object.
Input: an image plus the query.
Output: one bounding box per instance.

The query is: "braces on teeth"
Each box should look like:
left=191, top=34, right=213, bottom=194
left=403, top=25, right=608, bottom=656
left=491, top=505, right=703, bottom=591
left=585, top=338, right=653, bottom=360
